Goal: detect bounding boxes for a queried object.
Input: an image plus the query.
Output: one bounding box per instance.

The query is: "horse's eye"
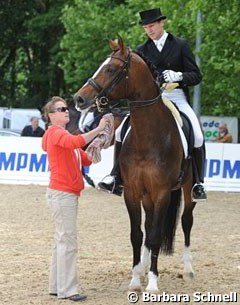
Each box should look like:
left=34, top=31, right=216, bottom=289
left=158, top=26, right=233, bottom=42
left=106, top=67, right=115, bottom=75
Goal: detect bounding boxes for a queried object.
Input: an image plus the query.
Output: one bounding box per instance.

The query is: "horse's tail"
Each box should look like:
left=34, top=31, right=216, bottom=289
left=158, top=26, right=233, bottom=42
left=160, top=188, right=182, bottom=255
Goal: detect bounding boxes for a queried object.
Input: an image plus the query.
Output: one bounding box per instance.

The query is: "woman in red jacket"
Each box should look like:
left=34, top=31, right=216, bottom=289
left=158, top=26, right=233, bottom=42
left=42, top=96, right=107, bottom=301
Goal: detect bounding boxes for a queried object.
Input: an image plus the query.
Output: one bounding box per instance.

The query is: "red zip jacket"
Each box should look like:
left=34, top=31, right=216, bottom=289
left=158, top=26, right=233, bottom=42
left=42, top=125, right=92, bottom=196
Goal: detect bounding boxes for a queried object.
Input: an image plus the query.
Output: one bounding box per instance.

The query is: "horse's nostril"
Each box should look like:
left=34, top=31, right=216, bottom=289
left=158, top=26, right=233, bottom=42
left=74, top=95, right=85, bottom=106
left=77, top=96, right=84, bottom=104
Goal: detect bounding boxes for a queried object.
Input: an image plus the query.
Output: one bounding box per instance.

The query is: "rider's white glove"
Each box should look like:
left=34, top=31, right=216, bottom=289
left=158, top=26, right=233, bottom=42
left=163, top=70, right=183, bottom=83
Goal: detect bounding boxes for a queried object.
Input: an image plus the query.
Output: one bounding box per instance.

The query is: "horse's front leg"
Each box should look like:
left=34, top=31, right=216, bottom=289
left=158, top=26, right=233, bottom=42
left=124, top=192, right=143, bottom=292
left=182, top=184, right=196, bottom=280
left=141, top=196, right=154, bottom=278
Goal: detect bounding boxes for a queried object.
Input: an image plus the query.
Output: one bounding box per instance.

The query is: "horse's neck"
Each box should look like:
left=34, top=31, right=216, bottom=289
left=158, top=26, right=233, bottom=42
left=131, top=101, right=176, bottom=154
left=130, top=103, right=168, bottom=148
left=131, top=80, right=158, bottom=101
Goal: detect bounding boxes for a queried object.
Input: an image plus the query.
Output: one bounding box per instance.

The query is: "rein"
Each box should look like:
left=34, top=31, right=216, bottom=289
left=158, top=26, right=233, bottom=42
left=127, top=92, right=162, bottom=108
left=87, top=49, right=162, bottom=111
left=128, top=79, right=167, bottom=109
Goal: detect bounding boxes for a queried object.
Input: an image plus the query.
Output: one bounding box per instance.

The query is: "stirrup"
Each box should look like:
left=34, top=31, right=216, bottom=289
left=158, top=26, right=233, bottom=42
left=97, top=175, right=123, bottom=196
left=191, top=183, right=207, bottom=202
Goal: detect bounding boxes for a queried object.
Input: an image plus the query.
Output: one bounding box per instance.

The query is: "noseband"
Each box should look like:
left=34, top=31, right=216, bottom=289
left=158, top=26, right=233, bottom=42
left=87, top=49, right=131, bottom=112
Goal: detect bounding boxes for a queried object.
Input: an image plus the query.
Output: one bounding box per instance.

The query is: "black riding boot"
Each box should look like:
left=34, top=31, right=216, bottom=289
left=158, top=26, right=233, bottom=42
left=98, top=141, right=123, bottom=196
left=192, top=145, right=207, bottom=201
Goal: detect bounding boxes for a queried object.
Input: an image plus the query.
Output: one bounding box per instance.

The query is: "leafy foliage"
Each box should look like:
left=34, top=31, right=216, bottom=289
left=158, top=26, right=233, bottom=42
left=61, top=0, right=131, bottom=90
left=0, top=0, right=68, bottom=108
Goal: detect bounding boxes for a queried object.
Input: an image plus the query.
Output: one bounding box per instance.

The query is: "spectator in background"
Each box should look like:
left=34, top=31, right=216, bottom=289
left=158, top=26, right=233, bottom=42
left=21, top=116, right=45, bottom=137
left=215, top=123, right=233, bottom=143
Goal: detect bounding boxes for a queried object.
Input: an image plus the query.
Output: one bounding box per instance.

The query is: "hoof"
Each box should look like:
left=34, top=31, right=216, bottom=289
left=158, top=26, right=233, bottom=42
left=128, top=285, right=142, bottom=293
left=140, top=274, right=147, bottom=284
left=183, top=272, right=194, bottom=281
left=145, top=288, right=159, bottom=294
left=146, top=271, right=158, bottom=292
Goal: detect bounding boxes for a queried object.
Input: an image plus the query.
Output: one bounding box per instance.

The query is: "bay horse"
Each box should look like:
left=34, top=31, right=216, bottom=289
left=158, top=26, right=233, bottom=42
left=74, top=37, right=196, bottom=292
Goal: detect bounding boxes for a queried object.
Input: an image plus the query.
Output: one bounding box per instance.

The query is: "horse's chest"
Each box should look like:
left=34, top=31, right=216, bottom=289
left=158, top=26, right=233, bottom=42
left=129, top=157, right=166, bottom=177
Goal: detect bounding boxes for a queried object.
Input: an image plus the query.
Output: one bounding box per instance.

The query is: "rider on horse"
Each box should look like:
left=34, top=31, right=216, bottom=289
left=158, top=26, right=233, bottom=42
left=98, top=8, right=207, bottom=201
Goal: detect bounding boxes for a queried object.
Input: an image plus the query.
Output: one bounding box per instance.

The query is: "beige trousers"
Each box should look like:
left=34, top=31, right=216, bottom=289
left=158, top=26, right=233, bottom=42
left=46, top=188, right=79, bottom=298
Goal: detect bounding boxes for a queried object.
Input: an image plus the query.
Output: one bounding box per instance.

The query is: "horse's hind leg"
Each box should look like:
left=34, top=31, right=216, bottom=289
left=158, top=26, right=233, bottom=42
left=125, top=194, right=143, bottom=292
left=146, top=191, right=174, bottom=292
left=182, top=183, right=196, bottom=280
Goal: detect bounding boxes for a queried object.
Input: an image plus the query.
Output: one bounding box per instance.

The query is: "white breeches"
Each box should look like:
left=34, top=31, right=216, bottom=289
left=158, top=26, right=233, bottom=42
left=115, top=115, right=130, bottom=142
left=78, top=111, right=95, bottom=133
left=163, top=89, right=203, bottom=148
left=115, top=89, right=204, bottom=148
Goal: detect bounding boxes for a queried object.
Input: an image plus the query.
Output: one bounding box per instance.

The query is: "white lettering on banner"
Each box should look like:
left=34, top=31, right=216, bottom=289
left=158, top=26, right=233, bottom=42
left=0, top=138, right=240, bottom=191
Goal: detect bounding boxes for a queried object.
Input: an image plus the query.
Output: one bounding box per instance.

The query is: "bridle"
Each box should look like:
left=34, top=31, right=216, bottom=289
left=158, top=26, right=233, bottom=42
left=87, top=48, right=162, bottom=111
left=87, top=49, right=131, bottom=112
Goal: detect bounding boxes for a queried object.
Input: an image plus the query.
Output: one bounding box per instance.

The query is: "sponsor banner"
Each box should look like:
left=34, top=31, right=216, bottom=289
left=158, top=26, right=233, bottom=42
left=0, top=137, right=113, bottom=186
left=0, top=138, right=239, bottom=192
left=205, top=143, right=240, bottom=191
left=0, top=138, right=49, bottom=185
left=201, top=115, right=238, bottom=143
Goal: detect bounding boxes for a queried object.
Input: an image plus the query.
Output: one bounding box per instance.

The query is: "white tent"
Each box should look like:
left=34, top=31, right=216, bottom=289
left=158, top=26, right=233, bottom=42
left=0, top=108, right=45, bottom=131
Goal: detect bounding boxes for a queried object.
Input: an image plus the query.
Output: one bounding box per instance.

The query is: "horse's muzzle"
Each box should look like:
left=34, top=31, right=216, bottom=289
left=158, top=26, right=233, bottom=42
left=74, top=94, right=90, bottom=110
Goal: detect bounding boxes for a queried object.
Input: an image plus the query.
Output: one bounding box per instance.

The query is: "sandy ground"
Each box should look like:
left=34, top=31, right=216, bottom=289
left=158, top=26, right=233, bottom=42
left=0, top=184, right=239, bottom=305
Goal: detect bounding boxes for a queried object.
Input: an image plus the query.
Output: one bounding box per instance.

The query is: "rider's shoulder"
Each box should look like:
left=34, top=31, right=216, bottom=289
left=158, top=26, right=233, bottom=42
left=168, top=33, right=189, bottom=47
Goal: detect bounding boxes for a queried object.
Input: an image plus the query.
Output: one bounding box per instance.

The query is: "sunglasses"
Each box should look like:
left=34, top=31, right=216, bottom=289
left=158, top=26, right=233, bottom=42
left=52, top=106, right=69, bottom=113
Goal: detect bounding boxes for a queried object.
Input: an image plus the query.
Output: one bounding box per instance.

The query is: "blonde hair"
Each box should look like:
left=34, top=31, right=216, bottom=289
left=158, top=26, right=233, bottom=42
left=43, top=96, right=67, bottom=126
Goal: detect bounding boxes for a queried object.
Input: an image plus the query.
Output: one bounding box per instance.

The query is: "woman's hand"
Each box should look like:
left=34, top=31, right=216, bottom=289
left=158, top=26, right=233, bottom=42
left=97, top=117, right=109, bottom=132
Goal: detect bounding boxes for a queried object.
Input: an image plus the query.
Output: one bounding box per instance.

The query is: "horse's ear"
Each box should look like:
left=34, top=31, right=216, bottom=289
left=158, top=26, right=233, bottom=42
left=117, top=35, right=128, bottom=56
left=109, top=39, right=119, bottom=51
left=109, top=36, right=127, bottom=55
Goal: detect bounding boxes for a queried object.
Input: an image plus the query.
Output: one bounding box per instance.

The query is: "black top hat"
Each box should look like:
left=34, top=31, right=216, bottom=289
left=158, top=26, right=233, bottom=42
left=139, top=8, right=166, bottom=26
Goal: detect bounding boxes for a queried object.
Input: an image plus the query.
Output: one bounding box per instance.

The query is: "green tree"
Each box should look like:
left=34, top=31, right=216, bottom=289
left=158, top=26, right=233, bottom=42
left=61, top=0, right=131, bottom=91
left=198, top=0, right=240, bottom=115
left=0, top=0, right=68, bottom=108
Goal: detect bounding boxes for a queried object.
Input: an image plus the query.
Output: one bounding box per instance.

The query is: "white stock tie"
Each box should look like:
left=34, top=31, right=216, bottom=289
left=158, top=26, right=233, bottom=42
left=156, top=41, right=163, bottom=52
